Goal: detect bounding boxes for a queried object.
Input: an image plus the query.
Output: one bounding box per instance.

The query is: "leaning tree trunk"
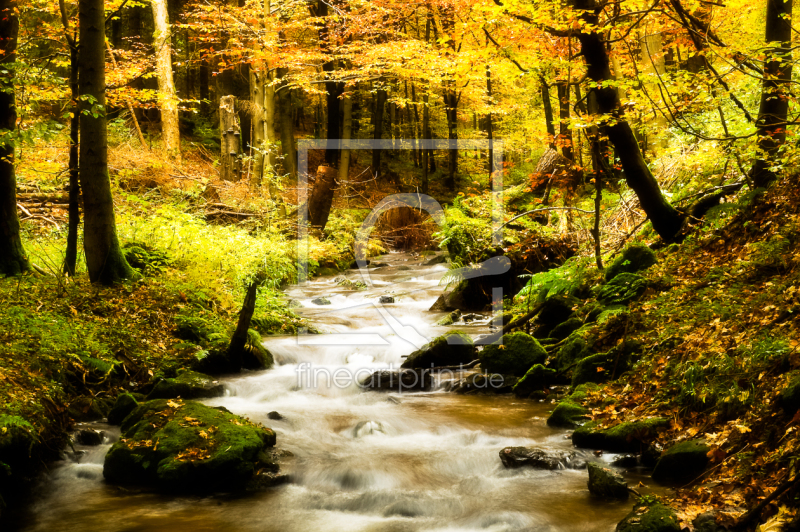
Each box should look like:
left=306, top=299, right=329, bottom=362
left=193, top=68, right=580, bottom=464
left=151, top=0, right=180, bottom=162
left=750, top=0, right=793, bottom=188
left=574, top=0, right=683, bottom=241
left=0, top=0, right=29, bottom=276
left=79, top=0, right=135, bottom=284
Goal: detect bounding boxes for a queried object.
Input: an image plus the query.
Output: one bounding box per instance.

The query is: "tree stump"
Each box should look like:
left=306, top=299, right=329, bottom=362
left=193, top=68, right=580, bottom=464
left=308, top=165, right=338, bottom=232
left=220, top=95, right=242, bottom=182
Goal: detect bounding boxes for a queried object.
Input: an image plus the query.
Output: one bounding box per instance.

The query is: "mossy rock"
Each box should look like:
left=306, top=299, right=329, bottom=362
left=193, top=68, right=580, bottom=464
left=401, top=331, right=476, bottom=369
left=104, top=399, right=276, bottom=492
left=569, top=382, right=600, bottom=403
left=68, top=396, right=112, bottom=422
left=436, top=310, right=461, bottom=326
left=539, top=295, right=580, bottom=325
left=652, top=440, right=709, bottom=482
left=479, top=332, right=547, bottom=376
left=513, top=364, right=556, bottom=397
left=598, top=274, right=648, bottom=306
left=550, top=317, right=583, bottom=341
left=122, top=243, right=172, bottom=274
left=605, top=244, right=657, bottom=282
left=0, top=415, right=36, bottom=472
left=148, top=370, right=225, bottom=400
left=336, top=277, right=368, bottom=290
left=779, top=375, right=800, bottom=413
left=572, top=342, right=636, bottom=387
left=587, top=462, right=628, bottom=499
left=555, top=334, right=593, bottom=372
left=616, top=499, right=680, bottom=532
left=547, top=400, right=589, bottom=428
left=597, top=305, right=629, bottom=325
left=573, top=418, right=669, bottom=453
left=108, top=393, right=140, bottom=425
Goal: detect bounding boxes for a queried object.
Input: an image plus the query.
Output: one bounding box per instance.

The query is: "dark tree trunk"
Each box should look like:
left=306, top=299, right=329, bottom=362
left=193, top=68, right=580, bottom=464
left=486, top=65, right=494, bottom=186
left=411, top=83, right=420, bottom=168
left=79, top=0, right=135, bottom=284
left=574, top=0, right=683, bottom=241
left=443, top=90, right=457, bottom=190
left=308, top=165, right=338, bottom=231
left=372, top=87, right=387, bottom=173
left=750, top=0, right=793, bottom=188
left=65, top=43, right=80, bottom=276
left=276, top=67, right=297, bottom=180
left=540, top=76, right=556, bottom=145
left=557, top=81, right=573, bottom=161
left=228, top=275, right=263, bottom=372
left=0, top=0, right=28, bottom=276
left=422, top=93, right=429, bottom=193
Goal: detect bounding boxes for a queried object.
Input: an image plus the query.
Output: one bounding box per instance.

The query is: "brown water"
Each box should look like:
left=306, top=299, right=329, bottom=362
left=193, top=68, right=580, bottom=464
left=16, top=252, right=656, bottom=532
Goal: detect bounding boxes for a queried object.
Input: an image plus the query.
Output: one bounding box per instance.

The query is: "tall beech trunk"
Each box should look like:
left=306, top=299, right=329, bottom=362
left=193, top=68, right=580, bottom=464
left=372, top=87, right=387, bottom=173
left=59, top=0, right=79, bottom=276
left=276, top=67, right=297, bottom=180
left=151, top=0, right=180, bottom=161
left=422, top=93, right=430, bottom=193
left=574, top=0, right=683, bottom=240
left=249, top=67, right=266, bottom=186
left=750, top=0, right=793, bottom=188
left=79, top=0, right=135, bottom=284
left=308, top=165, right=337, bottom=231
left=443, top=90, right=458, bottom=189
left=410, top=83, right=420, bottom=168
left=486, top=65, right=494, bottom=184
left=540, top=77, right=556, bottom=144
left=339, top=87, right=354, bottom=183
left=557, top=81, right=573, bottom=161
left=220, top=95, right=242, bottom=182
left=0, top=0, right=28, bottom=276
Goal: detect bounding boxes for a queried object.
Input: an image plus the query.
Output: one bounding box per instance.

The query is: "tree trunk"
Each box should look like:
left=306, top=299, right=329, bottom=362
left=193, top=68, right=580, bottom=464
left=249, top=67, right=266, bottom=187
left=640, top=32, right=666, bottom=155
left=228, top=275, right=263, bottom=372
left=339, top=87, right=354, bottom=183
left=486, top=65, right=495, bottom=186
left=574, top=0, right=683, bottom=241
left=372, top=87, right=387, bottom=173
left=151, top=0, right=180, bottom=162
left=65, top=43, right=80, bottom=276
left=0, top=0, right=28, bottom=276
left=750, top=0, right=793, bottom=188
left=422, top=92, right=429, bottom=193
left=443, top=89, right=458, bottom=190
left=557, top=81, right=573, bottom=161
left=411, top=83, right=420, bottom=168
left=540, top=76, right=556, bottom=144
left=220, top=95, right=242, bottom=181
left=276, top=68, right=297, bottom=180
left=79, top=0, right=135, bottom=284
left=308, top=165, right=337, bottom=231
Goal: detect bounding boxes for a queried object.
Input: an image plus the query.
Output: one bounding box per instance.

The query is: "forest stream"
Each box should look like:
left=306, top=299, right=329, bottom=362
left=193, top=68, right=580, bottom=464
left=16, top=252, right=660, bottom=532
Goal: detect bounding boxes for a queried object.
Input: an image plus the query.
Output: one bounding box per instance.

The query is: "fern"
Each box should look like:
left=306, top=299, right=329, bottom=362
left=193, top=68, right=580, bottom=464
left=516, top=256, right=594, bottom=303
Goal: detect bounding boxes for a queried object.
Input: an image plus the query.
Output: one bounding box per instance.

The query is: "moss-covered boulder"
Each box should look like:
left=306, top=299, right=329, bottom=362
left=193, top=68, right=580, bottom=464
left=779, top=375, right=800, bottom=413
left=148, top=370, right=225, bottom=400
left=453, top=373, right=518, bottom=394
left=605, top=244, right=657, bottom=282
left=616, top=499, right=680, bottom=532
left=547, top=401, right=589, bottom=428
left=573, top=418, right=669, bottom=453
left=554, top=334, right=593, bottom=372
left=652, top=440, right=709, bottom=482
left=587, top=462, right=628, bottom=499
left=108, top=393, right=141, bottom=425
left=598, top=274, right=648, bottom=306
left=479, top=332, right=547, bottom=376
left=401, top=331, right=476, bottom=369
left=0, top=415, right=36, bottom=474
left=499, top=447, right=583, bottom=470
left=436, top=310, right=461, bottom=326
left=550, top=317, right=583, bottom=341
left=572, top=343, right=635, bottom=387
left=533, top=295, right=580, bottom=338
left=512, top=364, right=556, bottom=397
left=104, top=399, right=276, bottom=492
left=68, top=396, right=113, bottom=421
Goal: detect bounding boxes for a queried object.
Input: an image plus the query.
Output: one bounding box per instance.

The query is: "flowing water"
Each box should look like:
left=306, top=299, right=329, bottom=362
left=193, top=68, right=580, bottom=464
left=16, top=252, right=658, bottom=532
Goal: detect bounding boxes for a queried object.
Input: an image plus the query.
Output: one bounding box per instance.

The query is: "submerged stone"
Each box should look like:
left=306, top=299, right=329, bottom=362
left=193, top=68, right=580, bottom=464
left=103, top=399, right=276, bottom=492
left=547, top=401, right=589, bottom=428
left=499, top=447, right=584, bottom=470
left=513, top=364, right=556, bottom=397
left=311, top=297, right=332, bottom=305
left=479, top=332, right=546, bottom=376
left=360, top=369, right=434, bottom=392
left=587, top=462, right=628, bottom=499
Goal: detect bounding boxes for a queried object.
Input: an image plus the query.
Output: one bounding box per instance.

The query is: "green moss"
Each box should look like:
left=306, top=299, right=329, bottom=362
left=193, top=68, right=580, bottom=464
left=108, top=393, right=139, bottom=425
left=587, top=462, right=628, bottom=499
left=550, top=317, right=583, bottom=340
left=555, top=334, right=593, bottom=371
left=652, top=440, right=710, bottom=482
left=401, top=331, right=476, bottom=369
left=779, top=375, right=800, bottom=413
left=147, top=370, right=224, bottom=400
left=547, top=401, right=589, bottom=428
left=479, top=332, right=547, bottom=376
left=0, top=415, right=36, bottom=469
left=513, top=364, right=556, bottom=396
left=616, top=499, right=680, bottom=532
left=573, top=418, right=668, bottom=453
left=605, top=244, right=657, bottom=282
left=105, top=399, right=276, bottom=492
left=598, top=273, right=648, bottom=306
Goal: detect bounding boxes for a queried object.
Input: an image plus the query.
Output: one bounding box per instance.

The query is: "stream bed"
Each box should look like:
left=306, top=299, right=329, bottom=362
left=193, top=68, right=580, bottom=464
left=16, top=252, right=656, bottom=532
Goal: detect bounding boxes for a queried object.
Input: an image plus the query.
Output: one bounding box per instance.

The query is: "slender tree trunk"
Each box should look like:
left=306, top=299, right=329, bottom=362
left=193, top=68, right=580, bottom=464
left=422, top=93, right=430, bottom=193
left=65, top=44, right=81, bottom=276
left=574, top=0, right=683, bottom=240
left=411, top=83, right=420, bottom=168
left=640, top=32, right=666, bottom=155
left=276, top=68, right=297, bottom=180
left=486, top=65, right=495, bottom=186
left=0, top=0, right=28, bottom=276
left=228, top=275, right=263, bottom=372
left=750, top=0, right=793, bottom=188
left=151, top=0, right=180, bottom=162
left=308, top=165, right=337, bottom=231
left=79, top=0, right=135, bottom=284
left=443, top=90, right=458, bottom=189
left=220, top=95, right=242, bottom=181
left=339, top=86, right=353, bottom=183
left=249, top=67, right=266, bottom=187
left=557, top=81, right=573, bottom=161
left=540, top=76, right=556, bottom=144
left=372, top=86, right=387, bottom=173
